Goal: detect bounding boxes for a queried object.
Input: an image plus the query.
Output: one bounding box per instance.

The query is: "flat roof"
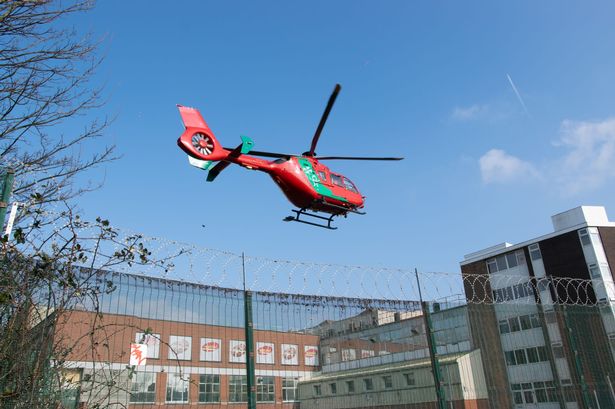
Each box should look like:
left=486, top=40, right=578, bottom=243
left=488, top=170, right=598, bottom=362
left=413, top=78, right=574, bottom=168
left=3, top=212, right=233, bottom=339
left=300, top=351, right=471, bottom=383
left=460, top=206, right=615, bottom=266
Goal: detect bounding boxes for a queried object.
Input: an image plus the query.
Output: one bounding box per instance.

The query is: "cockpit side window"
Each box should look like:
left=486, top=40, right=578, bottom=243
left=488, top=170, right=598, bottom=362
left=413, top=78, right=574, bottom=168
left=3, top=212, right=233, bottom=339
left=343, top=177, right=358, bottom=193
left=331, top=174, right=344, bottom=187
left=318, top=171, right=327, bottom=182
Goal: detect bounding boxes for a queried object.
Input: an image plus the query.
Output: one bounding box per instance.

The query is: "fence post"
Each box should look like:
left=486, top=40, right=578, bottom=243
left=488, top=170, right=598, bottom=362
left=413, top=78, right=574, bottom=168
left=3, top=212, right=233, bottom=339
left=242, top=253, right=256, bottom=409
left=421, top=300, right=447, bottom=409
left=562, top=305, right=593, bottom=409
left=415, top=268, right=447, bottom=409
left=0, top=168, right=15, bottom=232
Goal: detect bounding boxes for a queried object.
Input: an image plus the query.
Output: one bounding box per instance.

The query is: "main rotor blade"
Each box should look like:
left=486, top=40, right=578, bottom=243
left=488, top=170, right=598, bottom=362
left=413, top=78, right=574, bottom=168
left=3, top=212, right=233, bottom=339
left=308, top=83, right=341, bottom=157
left=223, top=147, right=295, bottom=159
left=316, top=156, right=404, bottom=161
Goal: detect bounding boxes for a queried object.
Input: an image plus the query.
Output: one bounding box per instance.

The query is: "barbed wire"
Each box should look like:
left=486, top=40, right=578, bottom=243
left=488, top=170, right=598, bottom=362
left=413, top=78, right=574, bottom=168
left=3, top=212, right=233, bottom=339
left=5, top=167, right=613, bottom=306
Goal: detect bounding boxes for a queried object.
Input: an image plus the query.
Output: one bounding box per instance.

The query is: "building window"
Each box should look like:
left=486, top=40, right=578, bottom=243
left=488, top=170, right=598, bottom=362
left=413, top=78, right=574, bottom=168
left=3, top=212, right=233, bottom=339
left=229, top=375, right=248, bottom=402
left=363, top=378, right=373, bottom=391
left=511, top=383, right=535, bottom=404
left=498, top=319, right=510, bottom=334
left=552, top=342, right=565, bottom=359
left=505, top=351, right=516, bottom=366
left=198, top=374, right=220, bottom=403
left=506, top=347, right=547, bottom=366
left=522, top=383, right=534, bottom=403
left=527, top=347, right=539, bottom=363
left=498, top=314, right=540, bottom=334
left=506, top=253, right=518, bottom=268
left=508, top=317, right=521, bottom=332
left=579, top=229, right=591, bottom=246
left=166, top=373, right=189, bottom=403
left=530, top=313, right=541, bottom=328
left=346, top=380, right=355, bottom=393
left=515, top=349, right=527, bottom=365
left=537, top=346, right=549, bottom=361
left=313, top=384, right=322, bottom=396
left=329, top=383, right=337, bottom=394
left=382, top=375, right=393, bottom=389
left=256, top=376, right=275, bottom=402
left=519, top=315, right=532, bottom=330
left=129, top=372, right=156, bottom=403
left=282, top=378, right=298, bottom=402
left=403, top=372, right=415, bottom=386
left=589, top=263, right=601, bottom=278
left=529, top=243, right=542, bottom=260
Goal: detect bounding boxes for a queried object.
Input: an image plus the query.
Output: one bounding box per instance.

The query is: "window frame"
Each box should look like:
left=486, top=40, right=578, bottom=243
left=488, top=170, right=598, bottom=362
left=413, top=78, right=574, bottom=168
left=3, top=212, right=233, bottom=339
left=229, top=375, right=248, bottom=403
left=382, top=375, right=393, bottom=389
left=198, top=374, right=220, bottom=403
left=129, top=372, right=156, bottom=404
left=256, top=376, right=275, bottom=403
left=165, top=373, right=189, bottom=404
left=282, top=377, right=299, bottom=402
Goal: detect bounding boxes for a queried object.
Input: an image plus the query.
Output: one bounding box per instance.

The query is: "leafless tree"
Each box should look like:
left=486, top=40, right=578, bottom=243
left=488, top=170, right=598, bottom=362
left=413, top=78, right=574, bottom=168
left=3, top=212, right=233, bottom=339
left=1, top=0, right=114, bottom=215
left=0, top=2, right=169, bottom=407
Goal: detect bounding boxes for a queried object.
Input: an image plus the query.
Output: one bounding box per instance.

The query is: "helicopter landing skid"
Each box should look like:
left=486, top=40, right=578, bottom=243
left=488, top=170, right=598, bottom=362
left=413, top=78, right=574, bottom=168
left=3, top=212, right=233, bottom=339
left=283, top=209, right=337, bottom=230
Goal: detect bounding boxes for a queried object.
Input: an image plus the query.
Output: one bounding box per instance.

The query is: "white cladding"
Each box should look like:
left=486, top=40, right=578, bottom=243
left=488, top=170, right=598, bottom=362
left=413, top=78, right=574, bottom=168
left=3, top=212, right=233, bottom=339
left=551, top=206, right=613, bottom=232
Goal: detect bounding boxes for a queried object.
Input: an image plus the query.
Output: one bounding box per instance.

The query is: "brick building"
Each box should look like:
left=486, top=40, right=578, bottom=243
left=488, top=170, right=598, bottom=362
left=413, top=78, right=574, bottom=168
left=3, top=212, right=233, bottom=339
left=460, top=205, right=615, bottom=409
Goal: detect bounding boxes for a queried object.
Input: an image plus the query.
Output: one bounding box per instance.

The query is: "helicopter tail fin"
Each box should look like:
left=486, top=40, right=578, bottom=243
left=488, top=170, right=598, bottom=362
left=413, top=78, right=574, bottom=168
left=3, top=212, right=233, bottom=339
left=177, top=105, right=227, bottom=161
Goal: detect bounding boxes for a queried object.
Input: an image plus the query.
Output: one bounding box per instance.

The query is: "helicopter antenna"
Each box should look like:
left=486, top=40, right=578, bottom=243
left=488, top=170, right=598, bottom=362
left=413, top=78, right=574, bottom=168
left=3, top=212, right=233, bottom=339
left=307, top=84, right=341, bottom=157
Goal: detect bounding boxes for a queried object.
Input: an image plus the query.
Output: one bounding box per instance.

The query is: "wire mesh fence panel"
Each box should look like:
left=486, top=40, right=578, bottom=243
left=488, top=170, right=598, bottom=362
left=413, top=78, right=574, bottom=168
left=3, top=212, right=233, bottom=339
left=26, top=266, right=611, bottom=409
left=4, top=214, right=615, bottom=409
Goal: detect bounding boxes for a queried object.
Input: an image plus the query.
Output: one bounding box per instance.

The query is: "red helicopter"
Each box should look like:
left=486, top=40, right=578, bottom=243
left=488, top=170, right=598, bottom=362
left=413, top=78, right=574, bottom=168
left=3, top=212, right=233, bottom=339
left=177, top=84, right=403, bottom=229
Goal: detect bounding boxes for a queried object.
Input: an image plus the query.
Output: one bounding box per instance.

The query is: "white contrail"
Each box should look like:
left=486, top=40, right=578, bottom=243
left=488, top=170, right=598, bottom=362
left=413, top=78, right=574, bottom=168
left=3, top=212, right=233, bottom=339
left=507, top=74, right=530, bottom=117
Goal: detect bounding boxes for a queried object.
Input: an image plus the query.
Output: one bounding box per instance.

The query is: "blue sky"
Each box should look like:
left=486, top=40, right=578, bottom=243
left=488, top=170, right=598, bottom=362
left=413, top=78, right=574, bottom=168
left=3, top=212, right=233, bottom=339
left=69, top=1, right=615, bottom=275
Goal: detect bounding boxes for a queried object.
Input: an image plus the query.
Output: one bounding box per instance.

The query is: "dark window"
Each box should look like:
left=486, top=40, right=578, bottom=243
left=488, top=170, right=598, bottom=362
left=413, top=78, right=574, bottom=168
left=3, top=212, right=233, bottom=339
left=530, top=314, right=541, bottom=328
left=515, top=349, right=527, bottom=365
left=403, top=373, right=415, bottom=386
left=499, top=320, right=510, bottom=334
left=552, top=343, right=565, bottom=358
left=535, top=381, right=548, bottom=402
left=506, top=253, right=518, bottom=268
left=256, top=376, right=275, bottom=402
left=519, top=315, right=532, bottom=330
left=527, top=347, right=539, bottom=363
left=496, top=256, right=508, bottom=271
left=505, top=351, right=516, bottom=366
left=346, top=380, right=355, bottom=393
left=229, top=375, right=248, bottom=402
left=198, top=374, right=220, bottom=403
left=505, top=287, right=514, bottom=301
left=329, top=383, right=337, bottom=394
left=313, top=385, right=321, bottom=396
left=383, top=376, right=393, bottom=389
left=363, top=378, right=373, bottom=391
left=509, top=317, right=521, bottom=332
left=537, top=346, right=549, bottom=361
left=511, top=384, right=523, bottom=404
left=529, top=244, right=542, bottom=260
